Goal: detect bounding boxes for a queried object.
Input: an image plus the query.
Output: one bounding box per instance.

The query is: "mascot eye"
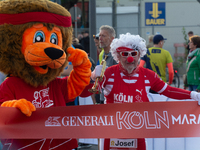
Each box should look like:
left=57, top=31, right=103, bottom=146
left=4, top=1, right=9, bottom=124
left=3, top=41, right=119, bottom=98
left=34, top=31, right=45, bottom=43
left=50, top=33, right=58, bottom=45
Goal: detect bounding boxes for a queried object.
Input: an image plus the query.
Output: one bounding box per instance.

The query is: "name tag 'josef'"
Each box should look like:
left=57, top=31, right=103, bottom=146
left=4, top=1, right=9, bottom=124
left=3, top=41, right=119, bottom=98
left=110, top=138, right=137, bottom=148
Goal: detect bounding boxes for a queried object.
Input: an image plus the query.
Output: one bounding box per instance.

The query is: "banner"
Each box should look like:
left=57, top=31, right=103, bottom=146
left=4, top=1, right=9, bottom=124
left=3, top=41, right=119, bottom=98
left=0, top=101, right=200, bottom=139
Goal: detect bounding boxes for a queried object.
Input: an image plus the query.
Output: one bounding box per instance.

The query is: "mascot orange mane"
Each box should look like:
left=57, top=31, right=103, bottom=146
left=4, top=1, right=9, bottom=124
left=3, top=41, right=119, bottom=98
left=0, top=0, right=91, bottom=149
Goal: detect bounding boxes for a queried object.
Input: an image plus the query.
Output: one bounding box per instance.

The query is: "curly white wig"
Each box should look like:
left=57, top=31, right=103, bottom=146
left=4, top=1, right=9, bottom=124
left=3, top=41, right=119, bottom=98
left=111, top=33, right=147, bottom=63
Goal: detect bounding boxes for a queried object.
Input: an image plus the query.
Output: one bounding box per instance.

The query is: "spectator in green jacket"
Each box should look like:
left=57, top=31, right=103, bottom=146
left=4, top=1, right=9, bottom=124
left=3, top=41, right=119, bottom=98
left=184, top=35, right=200, bottom=91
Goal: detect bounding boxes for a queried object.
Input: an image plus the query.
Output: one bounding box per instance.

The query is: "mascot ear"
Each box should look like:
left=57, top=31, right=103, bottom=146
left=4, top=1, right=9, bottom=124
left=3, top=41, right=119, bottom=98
left=1, top=99, right=36, bottom=117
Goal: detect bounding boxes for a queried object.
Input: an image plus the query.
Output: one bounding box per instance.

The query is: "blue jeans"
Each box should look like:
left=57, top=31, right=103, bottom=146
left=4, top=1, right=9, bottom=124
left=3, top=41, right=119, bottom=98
left=188, top=85, right=198, bottom=91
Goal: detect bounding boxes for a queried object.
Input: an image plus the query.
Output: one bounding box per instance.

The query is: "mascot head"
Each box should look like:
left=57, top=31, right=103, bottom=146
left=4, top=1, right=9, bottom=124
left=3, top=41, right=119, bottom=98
left=0, top=0, right=73, bottom=87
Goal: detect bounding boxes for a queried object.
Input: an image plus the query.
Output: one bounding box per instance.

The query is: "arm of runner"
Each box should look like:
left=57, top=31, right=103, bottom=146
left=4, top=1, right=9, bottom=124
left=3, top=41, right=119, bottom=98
left=149, top=70, right=191, bottom=100
left=139, top=60, right=145, bottom=67
left=160, top=84, right=191, bottom=99
left=149, top=70, right=194, bottom=101
left=61, top=62, right=73, bottom=77
left=161, top=85, right=200, bottom=105
left=167, top=62, right=174, bottom=85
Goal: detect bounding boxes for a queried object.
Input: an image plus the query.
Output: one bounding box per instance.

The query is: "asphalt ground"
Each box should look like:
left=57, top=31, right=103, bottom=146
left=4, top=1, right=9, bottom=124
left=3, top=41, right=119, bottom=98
left=77, top=143, right=98, bottom=150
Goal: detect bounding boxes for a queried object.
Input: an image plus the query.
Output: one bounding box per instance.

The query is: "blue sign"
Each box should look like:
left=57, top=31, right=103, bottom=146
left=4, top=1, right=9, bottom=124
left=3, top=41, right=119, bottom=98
left=145, top=2, right=166, bottom=26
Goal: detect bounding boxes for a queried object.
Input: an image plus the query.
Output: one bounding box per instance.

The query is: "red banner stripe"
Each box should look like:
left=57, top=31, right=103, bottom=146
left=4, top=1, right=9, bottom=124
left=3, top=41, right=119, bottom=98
left=0, top=101, right=199, bottom=139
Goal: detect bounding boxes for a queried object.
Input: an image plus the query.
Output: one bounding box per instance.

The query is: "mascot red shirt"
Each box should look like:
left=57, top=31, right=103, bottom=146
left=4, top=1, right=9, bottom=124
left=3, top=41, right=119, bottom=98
left=0, top=0, right=91, bottom=149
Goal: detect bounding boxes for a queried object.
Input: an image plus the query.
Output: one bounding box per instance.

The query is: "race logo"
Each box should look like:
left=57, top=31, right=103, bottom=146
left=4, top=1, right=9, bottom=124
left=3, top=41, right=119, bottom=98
left=135, top=95, right=143, bottom=102
left=45, top=116, right=61, bottom=126
left=32, top=87, right=54, bottom=108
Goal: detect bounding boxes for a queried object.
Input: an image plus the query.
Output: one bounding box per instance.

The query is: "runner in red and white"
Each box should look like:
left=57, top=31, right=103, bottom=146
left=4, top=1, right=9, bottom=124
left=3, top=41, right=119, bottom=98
left=89, top=33, right=200, bottom=150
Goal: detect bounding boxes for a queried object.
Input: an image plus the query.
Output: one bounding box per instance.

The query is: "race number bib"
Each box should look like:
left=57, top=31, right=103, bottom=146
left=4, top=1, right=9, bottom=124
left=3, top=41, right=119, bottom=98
left=110, top=138, right=137, bottom=149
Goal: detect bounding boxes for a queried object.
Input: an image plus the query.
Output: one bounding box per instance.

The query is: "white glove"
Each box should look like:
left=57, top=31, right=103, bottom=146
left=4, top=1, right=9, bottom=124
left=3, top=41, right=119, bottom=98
left=190, top=91, right=200, bottom=105
left=91, top=65, right=107, bottom=81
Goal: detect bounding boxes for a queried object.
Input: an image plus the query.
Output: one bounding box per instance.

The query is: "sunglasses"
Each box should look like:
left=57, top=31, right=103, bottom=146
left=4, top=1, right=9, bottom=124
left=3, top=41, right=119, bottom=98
left=120, top=51, right=138, bottom=57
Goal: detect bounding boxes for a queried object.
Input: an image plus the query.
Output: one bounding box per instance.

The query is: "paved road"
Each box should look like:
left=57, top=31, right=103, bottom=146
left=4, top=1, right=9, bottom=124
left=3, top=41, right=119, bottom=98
left=77, top=144, right=98, bottom=150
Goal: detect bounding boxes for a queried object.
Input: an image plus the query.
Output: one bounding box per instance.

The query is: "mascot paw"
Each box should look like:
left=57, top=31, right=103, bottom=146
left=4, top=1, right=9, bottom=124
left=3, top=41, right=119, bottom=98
left=67, top=47, right=89, bottom=67
left=1, top=99, right=36, bottom=117
left=66, top=47, right=92, bottom=99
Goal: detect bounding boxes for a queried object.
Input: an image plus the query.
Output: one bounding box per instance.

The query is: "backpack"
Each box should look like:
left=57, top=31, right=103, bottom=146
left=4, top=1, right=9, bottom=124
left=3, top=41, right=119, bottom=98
left=88, top=56, right=96, bottom=71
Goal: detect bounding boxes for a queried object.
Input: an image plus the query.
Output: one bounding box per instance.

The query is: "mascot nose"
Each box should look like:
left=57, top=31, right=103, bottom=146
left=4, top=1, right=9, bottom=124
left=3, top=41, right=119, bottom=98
left=44, top=47, right=64, bottom=60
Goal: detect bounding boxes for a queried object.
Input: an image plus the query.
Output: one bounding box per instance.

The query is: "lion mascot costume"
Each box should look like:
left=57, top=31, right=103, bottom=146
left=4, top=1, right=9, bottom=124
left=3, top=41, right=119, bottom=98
left=0, top=0, right=91, bottom=149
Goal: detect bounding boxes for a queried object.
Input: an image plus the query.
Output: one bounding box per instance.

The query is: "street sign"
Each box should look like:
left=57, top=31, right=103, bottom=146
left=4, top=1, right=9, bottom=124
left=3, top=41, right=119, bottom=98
left=145, top=2, right=166, bottom=26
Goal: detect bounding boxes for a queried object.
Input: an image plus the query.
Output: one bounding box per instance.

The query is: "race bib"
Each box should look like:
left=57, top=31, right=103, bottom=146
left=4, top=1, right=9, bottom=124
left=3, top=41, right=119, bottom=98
left=110, top=138, right=137, bottom=149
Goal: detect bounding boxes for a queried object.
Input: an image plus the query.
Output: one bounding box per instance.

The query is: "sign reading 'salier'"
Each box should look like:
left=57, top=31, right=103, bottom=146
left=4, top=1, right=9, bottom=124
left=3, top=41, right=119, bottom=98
left=145, top=2, right=166, bottom=26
